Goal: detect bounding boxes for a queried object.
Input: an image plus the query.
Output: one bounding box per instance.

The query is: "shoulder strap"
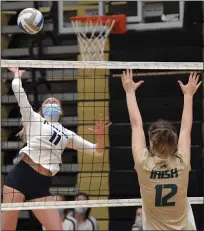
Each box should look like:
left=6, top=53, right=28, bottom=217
left=87, top=217, right=95, bottom=231
left=65, top=217, right=76, bottom=231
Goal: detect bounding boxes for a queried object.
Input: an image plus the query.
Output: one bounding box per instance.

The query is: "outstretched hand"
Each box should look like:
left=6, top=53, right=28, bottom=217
left=88, top=115, right=112, bottom=136
left=121, top=69, right=144, bottom=93
left=178, top=72, right=202, bottom=96
left=8, top=67, right=25, bottom=78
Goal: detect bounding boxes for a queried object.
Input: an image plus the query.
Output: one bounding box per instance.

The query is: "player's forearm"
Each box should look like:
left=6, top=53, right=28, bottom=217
left=180, top=95, right=193, bottom=132
left=95, top=134, right=105, bottom=155
left=12, top=78, right=33, bottom=120
left=126, top=91, right=143, bottom=127
left=71, top=133, right=103, bottom=156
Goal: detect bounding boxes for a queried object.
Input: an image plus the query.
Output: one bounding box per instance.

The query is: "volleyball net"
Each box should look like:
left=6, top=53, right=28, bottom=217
left=1, top=59, right=204, bottom=214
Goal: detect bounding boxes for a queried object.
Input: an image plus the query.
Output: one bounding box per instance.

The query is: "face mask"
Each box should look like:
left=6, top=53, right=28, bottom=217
left=74, top=207, right=88, bottom=214
left=135, top=216, right=143, bottom=229
left=43, top=104, right=61, bottom=119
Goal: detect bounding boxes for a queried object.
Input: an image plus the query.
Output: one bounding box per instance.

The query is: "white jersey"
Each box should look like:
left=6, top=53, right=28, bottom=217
left=12, top=78, right=99, bottom=175
left=63, top=215, right=98, bottom=231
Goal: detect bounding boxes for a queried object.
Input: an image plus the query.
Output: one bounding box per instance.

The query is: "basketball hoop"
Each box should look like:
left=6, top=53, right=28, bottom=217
left=70, top=15, right=126, bottom=61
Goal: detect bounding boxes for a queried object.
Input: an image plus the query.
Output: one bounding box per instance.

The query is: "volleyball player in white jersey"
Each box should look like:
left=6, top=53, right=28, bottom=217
left=121, top=70, right=201, bottom=230
left=2, top=67, right=111, bottom=231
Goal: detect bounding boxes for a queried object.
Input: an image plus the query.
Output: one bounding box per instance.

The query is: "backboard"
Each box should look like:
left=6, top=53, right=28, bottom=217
left=57, top=1, right=185, bottom=34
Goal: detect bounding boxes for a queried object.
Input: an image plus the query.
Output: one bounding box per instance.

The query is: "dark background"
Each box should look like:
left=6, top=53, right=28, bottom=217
left=108, top=2, right=203, bottom=230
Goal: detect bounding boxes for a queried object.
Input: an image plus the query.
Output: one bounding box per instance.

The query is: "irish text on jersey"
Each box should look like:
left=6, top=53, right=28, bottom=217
left=150, top=168, right=178, bottom=179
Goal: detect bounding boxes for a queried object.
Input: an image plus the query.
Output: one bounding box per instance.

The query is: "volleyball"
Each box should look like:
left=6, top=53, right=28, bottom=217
left=17, top=8, right=44, bottom=34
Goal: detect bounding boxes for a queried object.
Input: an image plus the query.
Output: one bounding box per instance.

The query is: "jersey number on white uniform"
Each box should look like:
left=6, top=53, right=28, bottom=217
left=155, top=184, right=178, bottom=207
left=49, top=131, right=61, bottom=145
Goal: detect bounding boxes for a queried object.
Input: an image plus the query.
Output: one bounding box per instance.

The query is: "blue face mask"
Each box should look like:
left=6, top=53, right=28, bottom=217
left=43, top=104, right=61, bottom=119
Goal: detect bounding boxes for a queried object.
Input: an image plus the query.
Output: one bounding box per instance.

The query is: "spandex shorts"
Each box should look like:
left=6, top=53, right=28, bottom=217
left=4, top=160, right=52, bottom=201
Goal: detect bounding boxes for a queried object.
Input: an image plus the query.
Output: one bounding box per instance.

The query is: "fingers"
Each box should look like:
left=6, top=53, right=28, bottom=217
left=195, top=74, right=200, bottom=84
left=128, top=69, right=133, bottom=79
left=104, top=115, right=110, bottom=124
left=125, top=69, right=130, bottom=79
left=189, top=72, right=193, bottom=82
left=178, top=74, right=202, bottom=96
left=94, top=115, right=112, bottom=126
left=178, top=80, right=185, bottom=94
left=88, top=128, right=95, bottom=133
left=8, top=67, right=18, bottom=72
left=135, top=80, right=144, bottom=89
left=190, top=72, right=201, bottom=87
left=88, top=115, right=112, bottom=135
left=196, top=81, right=202, bottom=89
left=122, top=71, right=126, bottom=82
left=129, top=69, right=133, bottom=79
left=98, top=114, right=109, bottom=123
left=105, top=122, right=112, bottom=128
left=8, top=67, right=25, bottom=78
left=189, top=72, right=200, bottom=85
left=192, top=72, right=197, bottom=82
left=178, top=80, right=184, bottom=87
left=122, top=69, right=133, bottom=80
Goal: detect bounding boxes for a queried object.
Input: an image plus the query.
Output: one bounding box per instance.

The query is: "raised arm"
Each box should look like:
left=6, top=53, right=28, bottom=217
left=66, top=116, right=111, bottom=156
left=121, top=70, right=146, bottom=161
left=178, top=72, right=201, bottom=165
left=9, top=67, right=35, bottom=122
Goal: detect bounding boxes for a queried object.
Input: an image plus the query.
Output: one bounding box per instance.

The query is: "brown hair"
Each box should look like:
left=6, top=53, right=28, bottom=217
left=148, top=120, right=178, bottom=158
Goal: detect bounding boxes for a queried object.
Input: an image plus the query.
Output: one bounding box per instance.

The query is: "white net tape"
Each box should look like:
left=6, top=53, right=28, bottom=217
left=1, top=197, right=203, bottom=211
left=71, top=19, right=115, bottom=61
left=1, top=59, right=204, bottom=70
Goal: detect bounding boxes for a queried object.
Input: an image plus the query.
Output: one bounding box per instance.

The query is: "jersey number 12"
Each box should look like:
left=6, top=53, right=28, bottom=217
left=49, top=131, right=61, bottom=145
left=155, top=184, right=177, bottom=207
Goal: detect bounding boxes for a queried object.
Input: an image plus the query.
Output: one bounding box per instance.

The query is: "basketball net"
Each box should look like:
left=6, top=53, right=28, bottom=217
left=71, top=18, right=115, bottom=61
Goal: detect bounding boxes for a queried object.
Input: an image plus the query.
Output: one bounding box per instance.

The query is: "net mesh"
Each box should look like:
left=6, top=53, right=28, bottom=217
left=1, top=60, right=204, bottom=230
